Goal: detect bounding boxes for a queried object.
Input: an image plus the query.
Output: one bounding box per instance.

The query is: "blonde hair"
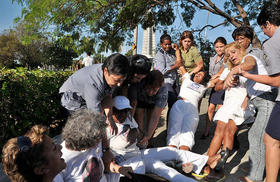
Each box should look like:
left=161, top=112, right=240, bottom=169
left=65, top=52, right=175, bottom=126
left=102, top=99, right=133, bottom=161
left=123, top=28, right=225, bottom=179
left=2, top=125, right=49, bottom=182
left=225, top=42, right=246, bottom=70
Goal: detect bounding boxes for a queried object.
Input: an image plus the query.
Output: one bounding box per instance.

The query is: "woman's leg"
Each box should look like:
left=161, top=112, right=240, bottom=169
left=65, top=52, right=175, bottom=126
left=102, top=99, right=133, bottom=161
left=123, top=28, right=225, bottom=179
left=207, top=121, right=226, bottom=157
left=142, top=146, right=208, bottom=175
left=223, top=119, right=238, bottom=150
left=143, top=158, right=197, bottom=182
left=205, top=103, right=216, bottom=136
left=264, top=133, right=280, bottom=182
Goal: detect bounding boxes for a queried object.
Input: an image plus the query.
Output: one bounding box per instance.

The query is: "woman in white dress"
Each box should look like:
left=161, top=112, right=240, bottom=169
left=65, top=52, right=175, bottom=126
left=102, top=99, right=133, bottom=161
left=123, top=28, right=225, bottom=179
left=207, top=42, right=249, bottom=172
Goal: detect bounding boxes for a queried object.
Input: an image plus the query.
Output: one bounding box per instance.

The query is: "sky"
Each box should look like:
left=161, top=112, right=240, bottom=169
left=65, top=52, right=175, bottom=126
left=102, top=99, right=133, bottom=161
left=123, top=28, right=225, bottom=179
left=0, top=1, right=266, bottom=56
left=0, top=1, right=22, bottom=32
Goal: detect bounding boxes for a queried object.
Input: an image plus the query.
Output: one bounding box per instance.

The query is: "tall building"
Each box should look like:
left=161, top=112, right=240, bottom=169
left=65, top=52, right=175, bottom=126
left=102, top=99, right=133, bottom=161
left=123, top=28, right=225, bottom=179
left=142, top=26, right=156, bottom=58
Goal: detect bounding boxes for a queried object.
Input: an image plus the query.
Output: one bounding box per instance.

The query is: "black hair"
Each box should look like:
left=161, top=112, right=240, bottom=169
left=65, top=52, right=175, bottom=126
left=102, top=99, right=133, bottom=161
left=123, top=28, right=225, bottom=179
left=144, top=70, right=164, bottom=88
left=129, top=54, right=152, bottom=75
left=190, top=70, right=209, bottom=86
left=232, top=26, right=254, bottom=42
left=214, top=37, right=227, bottom=45
left=257, top=5, right=280, bottom=26
left=86, top=51, right=92, bottom=56
left=102, top=53, right=129, bottom=76
left=160, top=31, right=171, bottom=44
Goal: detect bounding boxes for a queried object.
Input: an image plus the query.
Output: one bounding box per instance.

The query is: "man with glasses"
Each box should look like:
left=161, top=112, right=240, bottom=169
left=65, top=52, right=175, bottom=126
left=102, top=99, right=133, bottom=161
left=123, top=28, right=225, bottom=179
left=60, top=53, right=129, bottom=134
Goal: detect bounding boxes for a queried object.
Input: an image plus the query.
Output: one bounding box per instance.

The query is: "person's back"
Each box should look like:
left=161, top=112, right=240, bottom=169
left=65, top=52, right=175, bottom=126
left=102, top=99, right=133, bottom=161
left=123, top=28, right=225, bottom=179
left=82, top=52, right=94, bottom=67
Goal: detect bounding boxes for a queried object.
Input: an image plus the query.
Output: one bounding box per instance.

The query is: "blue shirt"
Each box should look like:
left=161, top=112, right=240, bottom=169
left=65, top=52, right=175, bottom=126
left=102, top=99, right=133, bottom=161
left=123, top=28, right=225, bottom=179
left=154, top=48, right=178, bottom=86
left=209, top=54, right=224, bottom=76
left=129, top=79, right=168, bottom=108
left=263, top=27, right=280, bottom=101
left=59, top=64, right=112, bottom=112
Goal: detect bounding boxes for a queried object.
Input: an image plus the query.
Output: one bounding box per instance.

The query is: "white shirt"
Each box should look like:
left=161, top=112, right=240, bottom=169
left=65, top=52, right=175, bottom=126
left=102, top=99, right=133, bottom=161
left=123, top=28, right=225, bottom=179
left=107, top=116, right=141, bottom=159
left=242, top=54, right=273, bottom=99
left=82, top=56, right=94, bottom=67
left=178, top=73, right=207, bottom=108
left=60, top=142, right=107, bottom=182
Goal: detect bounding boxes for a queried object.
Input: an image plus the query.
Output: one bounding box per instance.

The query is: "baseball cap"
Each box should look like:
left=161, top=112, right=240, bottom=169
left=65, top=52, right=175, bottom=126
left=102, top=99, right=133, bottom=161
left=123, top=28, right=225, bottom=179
left=113, top=96, right=132, bottom=110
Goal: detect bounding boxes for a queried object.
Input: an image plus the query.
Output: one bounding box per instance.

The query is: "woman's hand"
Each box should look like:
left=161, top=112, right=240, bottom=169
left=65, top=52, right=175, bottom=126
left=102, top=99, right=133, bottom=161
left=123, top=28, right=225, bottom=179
left=172, top=43, right=179, bottom=50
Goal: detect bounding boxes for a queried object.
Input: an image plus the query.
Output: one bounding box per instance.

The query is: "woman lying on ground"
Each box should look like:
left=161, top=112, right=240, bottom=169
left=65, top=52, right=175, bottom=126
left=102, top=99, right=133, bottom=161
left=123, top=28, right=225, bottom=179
left=167, top=66, right=214, bottom=151
left=2, top=125, right=66, bottom=182
left=107, top=96, right=222, bottom=182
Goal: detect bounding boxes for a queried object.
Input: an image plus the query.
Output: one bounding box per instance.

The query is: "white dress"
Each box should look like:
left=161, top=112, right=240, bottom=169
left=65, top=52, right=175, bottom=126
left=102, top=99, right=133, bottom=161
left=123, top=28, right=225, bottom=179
left=213, top=67, right=247, bottom=125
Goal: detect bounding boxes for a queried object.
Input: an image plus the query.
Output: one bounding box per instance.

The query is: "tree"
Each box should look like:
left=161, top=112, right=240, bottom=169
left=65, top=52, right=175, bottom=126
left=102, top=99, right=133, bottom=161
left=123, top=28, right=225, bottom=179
left=0, top=30, right=21, bottom=68
left=14, top=0, right=278, bottom=51
left=0, top=28, right=47, bottom=69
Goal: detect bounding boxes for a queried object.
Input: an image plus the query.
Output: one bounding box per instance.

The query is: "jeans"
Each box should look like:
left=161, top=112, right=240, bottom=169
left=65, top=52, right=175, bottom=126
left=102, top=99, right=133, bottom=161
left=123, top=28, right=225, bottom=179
left=247, top=92, right=276, bottom=181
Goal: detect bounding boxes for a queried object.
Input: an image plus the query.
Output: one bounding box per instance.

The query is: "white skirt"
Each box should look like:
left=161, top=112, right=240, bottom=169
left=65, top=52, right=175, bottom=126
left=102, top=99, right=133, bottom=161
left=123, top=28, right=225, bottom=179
left=213, top=87, right=247, bottom=125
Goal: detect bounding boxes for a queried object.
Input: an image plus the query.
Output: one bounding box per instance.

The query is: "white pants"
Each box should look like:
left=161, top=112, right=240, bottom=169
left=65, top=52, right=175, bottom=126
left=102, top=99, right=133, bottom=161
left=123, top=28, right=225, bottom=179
left=167, top=100, right=199, bottom=149
left=121, top=147, right=208, bottom=182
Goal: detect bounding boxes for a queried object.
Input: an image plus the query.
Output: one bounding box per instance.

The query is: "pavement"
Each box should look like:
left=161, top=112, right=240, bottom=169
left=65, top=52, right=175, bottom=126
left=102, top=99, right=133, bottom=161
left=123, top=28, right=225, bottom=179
left=150, top=98, right=252, bottom=182
left=1, top=97, right=279, bottom=182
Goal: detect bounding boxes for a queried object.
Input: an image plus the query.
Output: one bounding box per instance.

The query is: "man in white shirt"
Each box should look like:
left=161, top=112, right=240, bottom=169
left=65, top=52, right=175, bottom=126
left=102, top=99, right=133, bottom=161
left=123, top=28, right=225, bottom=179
left=82, top=52, right=94, bottom=67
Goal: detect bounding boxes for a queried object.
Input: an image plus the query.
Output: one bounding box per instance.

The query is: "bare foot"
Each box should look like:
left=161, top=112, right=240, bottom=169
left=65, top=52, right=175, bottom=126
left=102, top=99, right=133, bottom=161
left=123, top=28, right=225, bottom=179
left=182, top=162, right=194, bottom=174
left=208, top=154, right=221, bottom=169
left=203, top=165, right=211, bottom=174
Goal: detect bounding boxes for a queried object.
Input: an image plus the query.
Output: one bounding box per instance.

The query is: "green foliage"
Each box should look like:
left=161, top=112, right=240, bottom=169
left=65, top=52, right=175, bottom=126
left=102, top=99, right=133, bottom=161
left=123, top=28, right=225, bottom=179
left=45, top=42, right=78, bottom=70
left=13, top=0, right=279, bottom=52
left=0, top=67, right=72, bottom=149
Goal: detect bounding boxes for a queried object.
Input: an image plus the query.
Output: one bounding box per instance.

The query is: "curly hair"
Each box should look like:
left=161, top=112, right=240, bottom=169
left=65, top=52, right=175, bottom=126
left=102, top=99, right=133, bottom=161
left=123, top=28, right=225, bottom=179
left=225, top=42, right=246, bottom=70
left=62, top=109, right=108, bottom=151
left=232, top=26, right=254, bottom=42
left=2, top=125, right=49, bottom=182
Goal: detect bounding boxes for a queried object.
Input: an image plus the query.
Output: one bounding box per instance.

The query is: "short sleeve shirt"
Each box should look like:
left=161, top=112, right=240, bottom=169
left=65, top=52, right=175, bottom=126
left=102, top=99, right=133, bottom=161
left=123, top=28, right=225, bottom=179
left=263, top=27, right=280, bottom=101
left=129, top=80, right=168, bottom=108
left=59, top=64, right=112, bottom=112
left=209, top=54, right=224, bottom=76
left=154, top=48, right=178, bottom=85
left=180, top=46, right=202, bottom=73
left=178, top=73, right=207, bottom=108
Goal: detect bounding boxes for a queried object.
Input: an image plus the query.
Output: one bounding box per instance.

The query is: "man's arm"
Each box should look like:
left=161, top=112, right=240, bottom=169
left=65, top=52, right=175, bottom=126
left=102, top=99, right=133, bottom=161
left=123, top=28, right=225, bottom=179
left=102, top=136, right=133, bottom=178
left=242, top=72, right=280, bottom=87
left=101, top=94, right=118, bottom=135
left=139, top=106, right=164, bottom=145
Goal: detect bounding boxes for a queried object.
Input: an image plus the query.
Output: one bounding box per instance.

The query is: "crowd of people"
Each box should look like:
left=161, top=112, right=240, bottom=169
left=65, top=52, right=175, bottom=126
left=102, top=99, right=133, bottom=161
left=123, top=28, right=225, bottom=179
left=1, top=4, right=280, bottom=182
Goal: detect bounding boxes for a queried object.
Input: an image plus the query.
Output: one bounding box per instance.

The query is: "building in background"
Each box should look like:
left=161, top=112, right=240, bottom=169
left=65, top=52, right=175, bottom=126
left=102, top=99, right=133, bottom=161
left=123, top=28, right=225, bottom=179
left=142, top=26, right=156, bottom=58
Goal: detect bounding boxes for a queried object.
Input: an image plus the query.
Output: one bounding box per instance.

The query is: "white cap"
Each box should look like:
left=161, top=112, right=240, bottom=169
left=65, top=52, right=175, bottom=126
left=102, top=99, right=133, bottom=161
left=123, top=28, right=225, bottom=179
left=113, top=96, right=132, bottom=110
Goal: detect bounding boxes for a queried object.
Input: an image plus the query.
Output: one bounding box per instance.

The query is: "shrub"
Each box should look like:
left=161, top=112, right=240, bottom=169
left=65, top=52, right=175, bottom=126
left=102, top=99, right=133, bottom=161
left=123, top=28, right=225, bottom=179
left=0, top=67, right=73, bottom=149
